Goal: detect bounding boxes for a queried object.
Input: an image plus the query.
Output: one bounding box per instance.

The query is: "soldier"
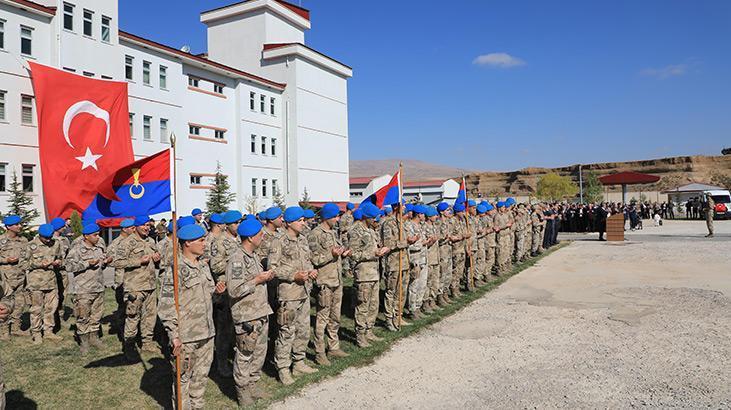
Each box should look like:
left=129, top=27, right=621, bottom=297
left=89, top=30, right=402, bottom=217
left=22, top=223, right=64, bottom=344
left=422, top=206, right=441, bottom=312
left=111, top=215, right=161, bottom=360
left=494, top=202, right=513, bottom=275
left=257, top=207, right=284, bottom=270
left=308, top=203, right=351, bottom=365
left=381, top=203, right=411, bottom=331
left=158, top=224, right=225, bottom=410
left=155, top=218, right=168, bottom=242
left=202, top=213, right=224, bottom=261
left=484, top=203, right=498, bottom=278
left=514, top=204, right=527, bottom=262
left=191, top=208, right=209, bottom=232
left=50, top=217, right=71, bottom=321
left=108, top=218, right=135, bottom=336
left=65, top=223, right=109, bottom=354
left=704, top=194, right=715, bottom=238
left=464, top=200, right=478, bottom=291
left=405, top=205, right=427, bottom=319
left=531, top=205, right=543, bottom=257
left=270, top=206, right=318, bottom=385
left=0, top=274, right=15, bottom=409
left=450, top=204, right=468, bottom=297
left=226, top=217, right=275, bottom=406
left=349, top=204, right=388, bottom=347
left=435, top=203, right=453, bottom=306
left=339, top=203, right=355, bottom=278
left=209, top=210, right=242, bottom=377
left=0, top=215, right=28, bottom=339
left=474, top=204, right=488, bottom=286
left=302, top=209, right=316, bottom=235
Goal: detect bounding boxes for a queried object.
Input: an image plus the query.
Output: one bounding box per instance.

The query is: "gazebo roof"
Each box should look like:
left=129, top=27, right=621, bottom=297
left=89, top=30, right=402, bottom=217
left=599, top=171, right=660, bottom=185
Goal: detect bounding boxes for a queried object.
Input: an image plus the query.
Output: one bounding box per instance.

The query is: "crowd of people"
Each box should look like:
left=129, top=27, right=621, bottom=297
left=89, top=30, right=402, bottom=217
left=0, top=197, right=567, bottom=408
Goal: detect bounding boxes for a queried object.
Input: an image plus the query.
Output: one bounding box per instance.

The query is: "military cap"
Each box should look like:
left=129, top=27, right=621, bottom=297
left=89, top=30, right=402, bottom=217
left=476, top=205, right=487, bottom=214
left=178, top=224, right=206, bottom=241
left=362, top=203, right=380, bottom=219
left=497, top=201, right=506, bottom=208
left=346, top=202, right=355, bottom=210
left=485, top=202, right=494, bottom=211
left=237, top=218, right=263, bottom=237
left=353, top=208, right=364, bottom=221
left=223, top=210, right=243, bottom=224
left=437, top=202, right=450, bottom=212
left=453, top=203, right=466, bottom=213
left=38, top=224, right=55, bottom=238
left=265, top=206, right=283, bottom=220
left=134, top=215, right=150, bottom=226
left=405, top=203, right=414, bottom=212
left=321, top=203, right=340, bottom=220
left=467, top=199, right=476, bottom=207
left=82, top=223, right=100, bottom=235
left=120, top=218, right=134, bottom=228
left=51, top=217, right=65, bottom=231
left=178, top=216, right=196, bottom=228
left=191, top=208, right=203, bottom=216
left=284, top=206, right=305, bottom=223
left=383, top=206, right=393, bottom=215
left=506, top=198, right=516, bottom=206
left=304, top=209, right=315, bottom=219
left=2, top=215, right=21, bottom=226
left=209, top=213, right=224, bottom=225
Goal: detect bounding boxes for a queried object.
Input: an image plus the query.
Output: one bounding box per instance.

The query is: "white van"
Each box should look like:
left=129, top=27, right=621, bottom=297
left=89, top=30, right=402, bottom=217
left=705, top=190, right=731, bottom=219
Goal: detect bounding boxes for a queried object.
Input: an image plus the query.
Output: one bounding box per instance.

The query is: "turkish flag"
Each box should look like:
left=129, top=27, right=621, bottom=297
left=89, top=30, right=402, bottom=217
left=30, top=62, right=134, bottom=220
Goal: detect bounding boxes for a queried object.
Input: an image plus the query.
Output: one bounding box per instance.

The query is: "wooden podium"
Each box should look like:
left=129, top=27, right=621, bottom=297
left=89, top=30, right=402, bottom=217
left=606, top=213, right=624, bottom=241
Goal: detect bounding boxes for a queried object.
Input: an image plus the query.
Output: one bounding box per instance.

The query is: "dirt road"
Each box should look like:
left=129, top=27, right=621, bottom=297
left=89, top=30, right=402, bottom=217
left=273, top=221, right=731, bottom=409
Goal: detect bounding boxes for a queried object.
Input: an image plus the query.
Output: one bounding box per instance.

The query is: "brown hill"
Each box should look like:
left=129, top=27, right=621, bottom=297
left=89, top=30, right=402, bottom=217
left=350, top=159, right=474, bottom=180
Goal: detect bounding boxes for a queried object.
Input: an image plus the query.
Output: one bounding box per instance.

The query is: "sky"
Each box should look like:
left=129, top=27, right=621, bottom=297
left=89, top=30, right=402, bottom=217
left=120, top=0, right=731, bottom=171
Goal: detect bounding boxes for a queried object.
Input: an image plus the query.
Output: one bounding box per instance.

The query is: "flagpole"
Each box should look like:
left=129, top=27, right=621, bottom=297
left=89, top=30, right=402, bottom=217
left=397, top=162, right=404, bottom=327
left=463, top=175, right=475, bottom=289
left=170, top=133, right=182, bottom=410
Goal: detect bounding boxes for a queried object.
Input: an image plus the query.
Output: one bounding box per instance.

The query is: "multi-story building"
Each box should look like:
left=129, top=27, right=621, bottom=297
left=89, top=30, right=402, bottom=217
left=0, top=0, right=352, bottom=223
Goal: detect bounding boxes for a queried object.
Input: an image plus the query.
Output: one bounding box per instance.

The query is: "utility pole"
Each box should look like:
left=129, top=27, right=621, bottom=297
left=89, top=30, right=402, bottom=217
left=579, top=164, right=584, bottom=204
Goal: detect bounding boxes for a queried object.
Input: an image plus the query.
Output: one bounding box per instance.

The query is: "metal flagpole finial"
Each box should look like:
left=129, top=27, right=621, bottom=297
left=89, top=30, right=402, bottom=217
left=169, top=132, right=176, bottom=147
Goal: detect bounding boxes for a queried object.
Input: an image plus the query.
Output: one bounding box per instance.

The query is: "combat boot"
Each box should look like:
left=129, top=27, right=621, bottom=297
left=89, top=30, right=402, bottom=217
left=44, top=331, right=63, bottom=341
left=278, top=369, right=294, bottom=385
left=248, top=381, right=270, bottom=399
left=366, top=330, right=383, bottom=342
left=436, top=294, right=447, bottom=307
left=141, top=342, right=158, bottom=353
left=328, top=349, right=349, bottom=358
left=124, top=339, right=140, bottom=363
left=79, top=334, right=90, bottom=355
left=32, top=333, right=43, bottom=345
left=356, top=333, right=370, bottom=348
left=292, top=361, right=318, bottom=376
left=386, top=321, right=399, bottom=332
left=0, top=325, right=10, bottom=341
left=421, top=301, right=433, bottom=314
left=236, top=388, right=255, bottom=407
left=11, top=324, right=30, bottom=337
left=409, top=309, right=422, bottom=320
left=89, top=333, right=103, bottom=348
left=315, top=353, right=331, bottom=366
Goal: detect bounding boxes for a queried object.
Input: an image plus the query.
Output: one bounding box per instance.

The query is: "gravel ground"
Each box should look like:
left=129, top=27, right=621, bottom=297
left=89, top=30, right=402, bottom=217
left=272, top=220, right=731, bottom=409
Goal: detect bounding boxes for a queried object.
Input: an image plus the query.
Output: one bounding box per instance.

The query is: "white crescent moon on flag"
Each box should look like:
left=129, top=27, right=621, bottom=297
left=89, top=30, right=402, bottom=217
left=62, top=100, right=111, bottom=149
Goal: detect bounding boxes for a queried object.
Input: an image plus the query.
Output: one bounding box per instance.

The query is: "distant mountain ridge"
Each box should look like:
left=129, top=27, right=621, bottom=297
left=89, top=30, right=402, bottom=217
left=350, top=159, right=475, bottom=180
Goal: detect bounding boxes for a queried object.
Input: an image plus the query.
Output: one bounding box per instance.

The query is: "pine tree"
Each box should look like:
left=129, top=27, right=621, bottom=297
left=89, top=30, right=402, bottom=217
left=583, top=170, right=604, bottom=204
left=4, top=171, right=39, bottom=233
left=205, top=162, right=236, bottom=214
left=244, top=195, right=259, bottom=215
left=69, top=210, right=83, bottom=239
left=300, top=187, right=313, bottom=210
left=272, top=185, right=286, bottom=210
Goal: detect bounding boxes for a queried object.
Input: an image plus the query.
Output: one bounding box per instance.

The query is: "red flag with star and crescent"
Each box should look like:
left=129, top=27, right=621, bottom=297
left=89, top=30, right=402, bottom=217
left=30, top=62, right=134, bottom=220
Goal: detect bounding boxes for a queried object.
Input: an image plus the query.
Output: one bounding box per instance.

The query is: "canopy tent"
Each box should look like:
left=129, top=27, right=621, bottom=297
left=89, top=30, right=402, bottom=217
left=599, top=172, right=660, bottom=204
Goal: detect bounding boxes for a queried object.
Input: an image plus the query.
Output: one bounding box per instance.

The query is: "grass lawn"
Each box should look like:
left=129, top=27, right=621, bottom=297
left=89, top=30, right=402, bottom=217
left=1, top=243, right=566, bottom=409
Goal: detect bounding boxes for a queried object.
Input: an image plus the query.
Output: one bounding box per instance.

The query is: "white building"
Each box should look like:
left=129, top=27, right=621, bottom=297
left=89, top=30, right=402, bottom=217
left=0, top=0, right=352, bottom=223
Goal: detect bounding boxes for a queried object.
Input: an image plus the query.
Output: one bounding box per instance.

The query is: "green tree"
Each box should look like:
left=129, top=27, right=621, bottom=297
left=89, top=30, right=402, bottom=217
left=69, top=210, right=83, bottom=239
left=300, top=187, right=313, bottom=210
left=205, top=162, right=236, bottom=214
left=536, top=173, right=579, bottom=201
left=2, top=171, right=39, bottom=234
left=583, top=170, right=604, bottom=204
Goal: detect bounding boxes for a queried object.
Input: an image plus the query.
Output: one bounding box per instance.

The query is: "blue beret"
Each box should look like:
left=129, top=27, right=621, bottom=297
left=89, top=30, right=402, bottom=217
left=437, top=202, right=449, bottom=212
left=265, top=206, right=282, bottom=220
left=485, top=203, right=494, bottom=211
left=167, top=220, right=174, bottom=233
left=178, top=224, right=206, bottom=241
left=497, top=201, right=506, bottom=208
left=223, top=210, right=243, bottom=224
left=284, top=206, right=304, bottom=223
left=467, top=199, right=476, bottom=207
left=2, top=215, right=21, bottom=226
left=346, top=202, right=355, bottom=210
left=51, top=217, right=65, bottom=231
left=453, top=203, right=466, bottom=213
left=361, top=203, right=380, bottom=219
left=506, top=198, right=515, bottom=206
left=191, top=208, right=202, bottom=216
left=304, top=209, right=315, bottom=218
left=321, top=203, right=340, bottom=220
left=476, top=205, right=487, bottom=214
left=245, top=214, right=256, bottom=220
left=383, top=206, right=393, bottom=215
left=178, top=216, right=196, bottom=228
left=353, top=209, right=363, bottom=221
left=237, top=218, right=263, bottom=237
left=82, top=223, right=100, bottom=235
left=405, top=203, right=414, bottom=212
left=38, top=224, right=54, bottom=238
left=414, top=205, right=426, bottom=214
left=209, top=213, right=224, bottom=224
left=120, top=218, right=134, bottom=228
left=134, top=215, right=150, bottom=226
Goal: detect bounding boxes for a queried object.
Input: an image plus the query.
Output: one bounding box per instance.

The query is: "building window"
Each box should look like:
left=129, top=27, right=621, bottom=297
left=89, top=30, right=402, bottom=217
left=0, top=90, right=5, bottom=121
left=213, top=84, right=224, bottom=94
left=101, top=16, right=111, bottom=42
left=189, top=125, right=200, bottom=135
left=159, top=66, right=167, bottom=89
left=143, top=115, right=151, bottom=141
left=250, top=135, right=256, bottom=154
left=142, top=61, right=151, bottom=85
left=260, top=94, right=265, bottom=112
left=249, top=92, right=255, bottom=110
left=0, top=163, right=5, bottom=192
left=21, top=95, right=33, bottom=125
left=83, top=9, right=93, bottom=37
left=129, top=113, right=134, bottom=139
left=0, top=20, right=4, bottom=50
left=160, top=118, right=168, bottom=143
left=262, top=179, right=268, bottom=197
left=188, top=76, right=199, bottom=87
left=22, top=165, right=33, bottom=192
left=190, top=175, right=202, bottom=185
left=270, top=97, right=275, bottom=115
left=20, top=26, right=33, bottom=56
left=125, top=55, right=133, bottom=80
left=272, top=179, right=279, bottom=196
left=101, top=75, right=112, bottom=79
left=251, top=179, right=258, bottom=197
left=63, top=3, right=74, bottom=31
left=261, top=136, right=267, bottom=155
left=83, top=71, right=94, bottom=77
left=271, top=138, right=276, bottom=156
left=214, top=130, right=225, bottom=140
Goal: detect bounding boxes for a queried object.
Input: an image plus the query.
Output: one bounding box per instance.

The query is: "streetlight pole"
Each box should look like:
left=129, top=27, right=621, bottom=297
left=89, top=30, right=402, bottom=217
left=579, top=164, right=584, bottom=204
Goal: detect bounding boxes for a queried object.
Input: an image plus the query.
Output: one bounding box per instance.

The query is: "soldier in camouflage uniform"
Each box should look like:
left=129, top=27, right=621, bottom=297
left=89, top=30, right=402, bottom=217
left=65, top=223, right=109, bottom=354
left=308, top=203, right=351, bottom=365
left=257, top=207, right=284, bottom=270
left=421, top=206, right=440, bottom=313
left=435, top=203, right=453, bottom=306
left=349, top=205, right=387, bottom=347
left=270, top=206, right=318, bottom=385
left=110, top=215, right=161, bottom=359
left=50, top=218, right=71, bottom=321
left=159, top=224, right=225, bottom=410
left=450, top=204, right=468, bottom=297
left=405, top=206, right=427, bottom=319
left=531, top=205, right=544, bottom=256
left=21, top=224, right=64, bottom=344
left=381, top=203, right=412, bottom=331
left=0, top=275, right=15, bottom=409
left=474, top=205, right=488, bottom=286
left=108, top=218, right=135, bottom=336
left=484, top=204, right=498, bottom=278
left=494, top=202, right=513, bottom=275
left=514, top=204, right=527, bottom=262
left=339, top=203, right=355, bottom=278
left=0, top=215, right=28, bottom=339
left=202, top=213, right=224, bottom=262
left=226, top=217, right=275, bottom=406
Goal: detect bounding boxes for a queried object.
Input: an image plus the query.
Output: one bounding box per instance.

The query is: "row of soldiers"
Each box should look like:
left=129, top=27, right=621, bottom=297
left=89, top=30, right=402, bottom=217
left=0, top=197, right=556, bottom=408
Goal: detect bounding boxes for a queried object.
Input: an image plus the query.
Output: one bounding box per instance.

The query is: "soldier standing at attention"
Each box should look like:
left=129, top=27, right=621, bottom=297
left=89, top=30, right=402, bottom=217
left=349, top=204, right=388, bottom=347
left=0, top=215, right=28, bottom=339
left=158, top=224, right=225, bottom=410
left=203, top=213, right=224, bottom=261
left=435, top=203, right=453, bottom=306
left=704, top=194, right=715, bottom=238
left=422, top=206, right=440, bottom=313
left=339, top=203, right=355, bottom=278
left=108, top=218, right=134, bottom=335
left=302, top=209, right=316, bottom=235
left=308, top=203, right=351, bottom=365
left=270, top=206, right=318, bottom=385
left=111, top=215, right=161, bottom=360
left=531, top=205, right=543, bottom=256
left=191, top=208, right=209, bottom=232
left=257, top=207, right=284, bottom=270
left=474, top=204, right=488, bottom=286
left=226, top=217, right=275, bottom=406
left=0, top=276, right=15, bottom=409
left=405, top=205, right=427, bottom=319
left=50, top=217, right=71, bottom=321
left=494, top=202, right=512, bottom=276
left=65, top=223, right=110, bottom=354
left=380, top=203, right=412, bottom=331
left=22, top=223, right=64, bottom=344
left=450, top=204, right=468, bottom=298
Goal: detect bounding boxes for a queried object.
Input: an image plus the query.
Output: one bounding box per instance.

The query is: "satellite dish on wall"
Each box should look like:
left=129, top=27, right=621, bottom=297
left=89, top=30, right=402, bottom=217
left=180, top=45, right=191, bottom=53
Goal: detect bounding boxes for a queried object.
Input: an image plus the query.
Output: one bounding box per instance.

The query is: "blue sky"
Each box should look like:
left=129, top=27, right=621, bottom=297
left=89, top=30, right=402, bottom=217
left=120, top=0, right=731, bottom=171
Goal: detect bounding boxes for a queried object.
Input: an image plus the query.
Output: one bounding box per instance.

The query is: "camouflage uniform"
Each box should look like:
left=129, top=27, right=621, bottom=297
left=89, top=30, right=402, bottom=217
left=348, top=222, right=380, bottom=345
left=380, top=214, right=409, bottom=329
left=256, top=227, right=279, bottom=270
left=436, top=215, right=453, bottom=298
left=308, top=224, right=344, bottom=355
left=494, top=212, right=511, bottom=275
left=450, top=215, right=467, bottom=294
left=0, top=232, right=28, bottom=336
left=0, top=278, right=15, bottom=408
left=475, top=214, right=487, bottom=282
left=55, top=235, right=71, bottom=316
left=531, top=209, right=543, bottom=254
left=226, top=246, right=273, bottom=401
left=514, top=209, right=527, bottom=262
left=524, top=210, right=533, bottom=259
left=111, top=233, right=159, bottom=346
left=22, top=236, right=63, bottom=338
left=484, top=214, right=497, bottom=279
left=270, top=232, right=314, bottom=371
left=158, top=256, right=216, bottom=410
left=157, top=234, right=173, bottom=270
left=209, top=232, right=239, bottom=373
left=423, top=221, right=440, bottom=307
left=107, top=232, right=128, bottom=333
left=405, top=218, right=427, bottom=313
left=65, top=239, right=106, bottom=337
left=339, top=212, right=354, bottom=277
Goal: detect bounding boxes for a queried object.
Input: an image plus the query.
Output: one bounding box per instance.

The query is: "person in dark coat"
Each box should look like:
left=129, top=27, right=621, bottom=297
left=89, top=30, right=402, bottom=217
left=595, top=203, right=608, bottom=241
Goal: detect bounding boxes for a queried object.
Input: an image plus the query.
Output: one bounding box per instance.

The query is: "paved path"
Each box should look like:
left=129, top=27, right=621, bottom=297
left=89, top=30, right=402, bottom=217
left=273, top=221, right=731, bottom=409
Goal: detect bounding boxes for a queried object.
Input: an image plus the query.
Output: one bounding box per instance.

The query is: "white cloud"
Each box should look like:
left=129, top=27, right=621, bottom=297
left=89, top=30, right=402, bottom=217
left=473, top=52, right=526, bottom=68
left=640, top=64, right=687, bottom=79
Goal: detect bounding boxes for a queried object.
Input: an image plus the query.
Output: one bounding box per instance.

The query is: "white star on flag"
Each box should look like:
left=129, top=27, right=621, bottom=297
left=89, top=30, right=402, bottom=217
left=75, top=147, right=103, bottom=170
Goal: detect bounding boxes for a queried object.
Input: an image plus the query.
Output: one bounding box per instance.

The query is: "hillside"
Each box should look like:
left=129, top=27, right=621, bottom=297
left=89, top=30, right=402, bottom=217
left=350, top=159, right=474, bottom=180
